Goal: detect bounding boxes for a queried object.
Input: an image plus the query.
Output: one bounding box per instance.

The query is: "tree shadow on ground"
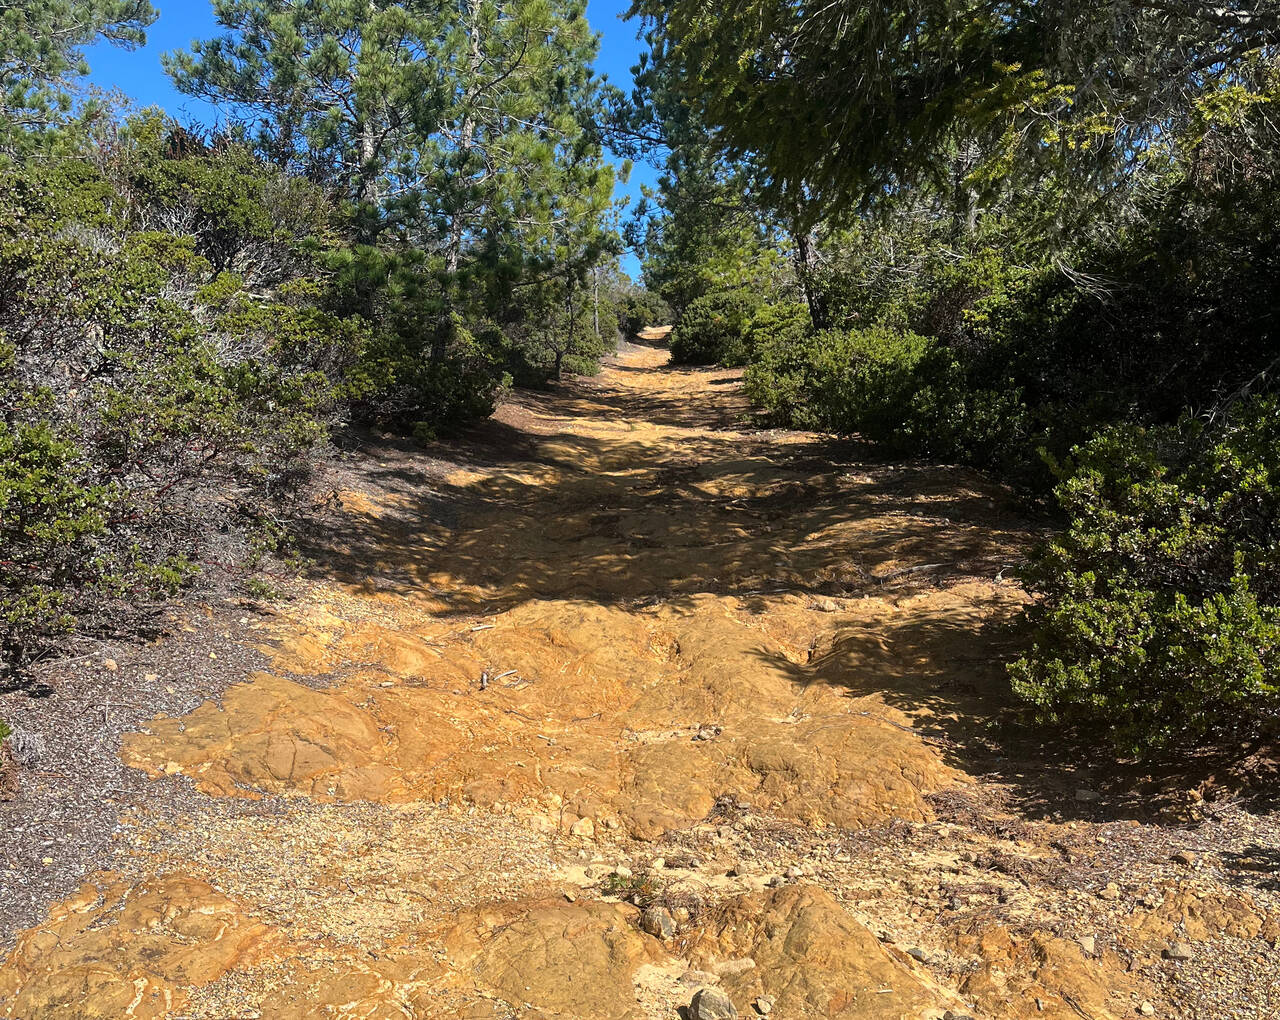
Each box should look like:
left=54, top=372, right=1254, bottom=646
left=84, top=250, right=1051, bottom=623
left=750, top=605, right=1280, bottom=828
left=304, top=354, right=1236, bottom=830
left=1219, top=845, right=1280, bottom=892
left=301, top=417, right=1030, bottom=619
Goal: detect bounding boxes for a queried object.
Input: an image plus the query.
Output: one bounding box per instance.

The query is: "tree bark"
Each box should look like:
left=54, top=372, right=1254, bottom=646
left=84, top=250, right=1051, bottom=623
left=437, top=0, right=484, bottom=362
left=354, top=0, right=385, bottom=243
left=793, top=227, right=828, bottom=331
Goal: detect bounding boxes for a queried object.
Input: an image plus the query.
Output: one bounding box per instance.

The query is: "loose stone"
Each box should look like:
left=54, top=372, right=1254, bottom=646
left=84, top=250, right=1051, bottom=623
left=640, top=905, right=676, bottom=940
left=690, top=987, right=738, bottom=1020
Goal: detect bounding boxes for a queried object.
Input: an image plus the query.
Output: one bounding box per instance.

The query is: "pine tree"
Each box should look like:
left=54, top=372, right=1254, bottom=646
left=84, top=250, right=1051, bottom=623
left=167, top=0, right=607, bottom=253
left=0, top=0, right=157, bottom=157
left=628, top=0, right=1280, bottom=227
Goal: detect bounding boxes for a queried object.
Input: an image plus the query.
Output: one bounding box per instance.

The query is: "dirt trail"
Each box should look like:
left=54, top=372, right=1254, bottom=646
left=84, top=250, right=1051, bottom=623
left=2, top=336, right=1277, bottom=1019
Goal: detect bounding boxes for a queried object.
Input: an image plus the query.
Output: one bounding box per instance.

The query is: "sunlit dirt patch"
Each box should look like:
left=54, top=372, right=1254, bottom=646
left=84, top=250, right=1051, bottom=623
left=0, top=875, right=282, bottom=1020
left=121, top=587, right=1029, bottom=838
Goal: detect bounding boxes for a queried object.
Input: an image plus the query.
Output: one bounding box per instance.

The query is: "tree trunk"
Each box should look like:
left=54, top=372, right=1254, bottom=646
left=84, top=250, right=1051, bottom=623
left=793, top=227, right=828, bottom=331
left=437, top=0, right=484, bottom=363
left=354, top=0, right=385, bottom=243
left=950, top=140, right=980, bottom=239
left=592, top=267, right=600, bottom=338
left=560, top=277, right=575, bottom=380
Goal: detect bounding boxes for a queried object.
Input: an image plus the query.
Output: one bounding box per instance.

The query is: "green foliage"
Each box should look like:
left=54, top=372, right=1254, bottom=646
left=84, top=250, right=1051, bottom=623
left=615, top=25, right=785, bottom=319
left=638, top=155, right=782, bottom=316
left=1010, top=401, right=1280, bottom=753
left=669, top=289, right=761, bottom=366
left=743, top=134, right=1280, bottom=480
left=0, top=421, right=116, bottom=656
left=745, top=323, right=931, bottom=433
left=0, top=0, right=157, bottom=157
left=630, top=0, right=1280, bottom=229
left=745, top=235, right=1036, bottom=470
left=360, top=312, right=508, bottom=430
left=123, top=136, right=330, bottom=278
left=242, top=577, right=282, bottom=601
left=169, top=0, right=620, bottom=423
left=0, top=143, right=363, bottom=673
left=616, top=290, right=672, bottom=336
left=743, top=301, right=809, bottom=356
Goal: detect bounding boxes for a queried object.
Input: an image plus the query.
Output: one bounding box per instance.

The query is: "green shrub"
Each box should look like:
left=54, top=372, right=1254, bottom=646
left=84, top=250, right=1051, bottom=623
left=359, top=314, right=509, bottom=430
left=505, top=289, right=617, bottom=385
left=745, top=321, right=927, bottom=430
left=1010, top=399, right=1280, bottom=753
left=744, top=301, right=810, bottom=360
left=744, top=172, right=1280, bottom=487
left=0, top=153, right=363, bottom=674
left=800, top=326, right=934, bottom=439
left=741, top=301, right=813, bottom=421
left=670, top=289, right=760, bottom=366
left=617, top=291, right=673, bottom=336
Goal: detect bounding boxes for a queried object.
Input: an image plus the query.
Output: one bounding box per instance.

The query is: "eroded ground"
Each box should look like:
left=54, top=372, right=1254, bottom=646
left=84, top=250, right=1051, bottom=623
left=3, top=336, right=1278, bottom=1019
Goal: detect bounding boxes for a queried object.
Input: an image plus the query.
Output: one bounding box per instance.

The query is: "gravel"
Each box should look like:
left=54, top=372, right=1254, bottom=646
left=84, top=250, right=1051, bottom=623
left=0, top=601, right=274, bottom=948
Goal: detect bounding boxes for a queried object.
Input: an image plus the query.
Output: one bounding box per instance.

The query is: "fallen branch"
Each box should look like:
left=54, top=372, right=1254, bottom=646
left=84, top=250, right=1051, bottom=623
left=873, top=562, right=951, bottom=584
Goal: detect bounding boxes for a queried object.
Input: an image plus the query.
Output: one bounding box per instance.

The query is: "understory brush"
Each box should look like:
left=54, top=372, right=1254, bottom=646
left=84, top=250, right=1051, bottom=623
left=0, top=146, right=363, bottom=674
left=1011, top=400, right=1280, bottom=752
left=1, top=122, right=627, bottom=676
left=669, top=288, right=761, bottom=366
left=736, top=146, right=1280, bottom=753
left=616, top=290, right=672, bottom=337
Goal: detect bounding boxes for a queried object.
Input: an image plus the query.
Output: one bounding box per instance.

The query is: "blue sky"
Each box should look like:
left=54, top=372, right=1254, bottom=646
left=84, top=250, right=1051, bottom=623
left=85, top=0, right=658, bottom=276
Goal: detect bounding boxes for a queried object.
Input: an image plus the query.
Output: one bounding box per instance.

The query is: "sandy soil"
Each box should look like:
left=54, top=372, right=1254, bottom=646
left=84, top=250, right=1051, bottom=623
left=2, top=333, right=1278, bottom=1019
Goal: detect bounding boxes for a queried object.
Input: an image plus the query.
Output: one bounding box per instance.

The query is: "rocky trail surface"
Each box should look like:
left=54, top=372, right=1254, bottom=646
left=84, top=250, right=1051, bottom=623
left=3, top=335, right=1280, bottom=1019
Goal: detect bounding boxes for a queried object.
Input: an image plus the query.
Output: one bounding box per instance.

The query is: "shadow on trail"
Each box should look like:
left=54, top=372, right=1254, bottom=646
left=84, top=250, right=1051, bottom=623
left=301, top=349, right=1157, bottom=827
left=524, top=366, right=753, bottom=430
left=748, top=602, right=1280, bottom=827
left=298, top=347, right=1280, bottom=841
left=302, top=419, right=1029, bottom=616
